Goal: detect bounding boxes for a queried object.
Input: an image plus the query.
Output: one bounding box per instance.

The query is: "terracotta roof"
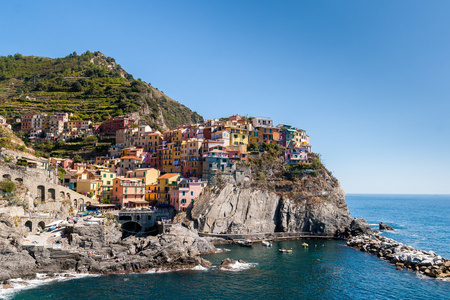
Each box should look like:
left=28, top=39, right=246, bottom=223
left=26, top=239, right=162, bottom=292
left=158, top=173, right=181, bottom=179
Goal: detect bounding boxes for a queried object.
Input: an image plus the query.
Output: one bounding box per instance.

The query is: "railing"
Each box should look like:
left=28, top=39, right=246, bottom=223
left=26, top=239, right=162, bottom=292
left=120, top=183, right=145, bottom=187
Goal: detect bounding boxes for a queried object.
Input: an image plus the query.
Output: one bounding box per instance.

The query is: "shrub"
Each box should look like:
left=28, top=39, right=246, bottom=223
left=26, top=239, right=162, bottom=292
left=0, top=180, right=15, bottom=193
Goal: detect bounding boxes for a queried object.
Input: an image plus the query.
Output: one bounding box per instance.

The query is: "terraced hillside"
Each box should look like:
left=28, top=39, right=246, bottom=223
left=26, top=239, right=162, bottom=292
left=0, top=51, right=203, bottom=131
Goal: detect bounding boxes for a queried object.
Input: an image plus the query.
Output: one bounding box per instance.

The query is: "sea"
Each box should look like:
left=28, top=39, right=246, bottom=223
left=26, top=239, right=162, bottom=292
left=2, top=194, right=450, bottom=300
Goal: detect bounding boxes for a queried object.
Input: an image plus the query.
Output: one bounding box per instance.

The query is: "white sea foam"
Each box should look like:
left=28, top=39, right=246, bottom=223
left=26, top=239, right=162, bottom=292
left=220, top=261, right=258, bottom=272
left=145, top=268, right=173, bottom=274
left=215, top=248, right=231, bottom=253
left=0, top=273, right=98, bottom=300
left=191, top=265, right=209, bottom=271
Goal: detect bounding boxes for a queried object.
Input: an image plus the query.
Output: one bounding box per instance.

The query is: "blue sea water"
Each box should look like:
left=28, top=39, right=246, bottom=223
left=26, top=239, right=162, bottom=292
left=5, top=194, right=450, bottom=300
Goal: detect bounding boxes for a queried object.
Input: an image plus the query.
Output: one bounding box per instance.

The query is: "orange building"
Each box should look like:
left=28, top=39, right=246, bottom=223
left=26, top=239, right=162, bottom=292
left=112, top=177, right=146, bottom=208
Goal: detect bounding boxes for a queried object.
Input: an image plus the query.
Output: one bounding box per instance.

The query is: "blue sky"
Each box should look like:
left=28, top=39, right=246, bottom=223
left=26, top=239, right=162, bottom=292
left=1, top=1, right=449, bottom=194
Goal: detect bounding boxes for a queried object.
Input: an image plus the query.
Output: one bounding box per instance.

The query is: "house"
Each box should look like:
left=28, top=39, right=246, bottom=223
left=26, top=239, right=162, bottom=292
left=156, top=173, right=182, bottom=204
left=118, top=156, right=143, bottom=175
left=169, top=177, right=207, bottom=212
left=251, top=117, right=273, bottom=128
left=126, top=168, right=160, bottom=204
left=285, top=146, right=308, bottom=165
left=97, top=116, right=137, bottom=133
left=100, top=171, right=116, bottom=202
left=226, top=145, right=248, bottom=162
left=112, top=177, right=146, bottom=208
left=76, top=179, right=103, bottom=202
left=211, top=130, right=230, bottom=146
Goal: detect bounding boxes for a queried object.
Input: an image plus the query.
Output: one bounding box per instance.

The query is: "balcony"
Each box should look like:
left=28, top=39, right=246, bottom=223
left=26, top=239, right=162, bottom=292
left=120, top=182, right=145, bottom=187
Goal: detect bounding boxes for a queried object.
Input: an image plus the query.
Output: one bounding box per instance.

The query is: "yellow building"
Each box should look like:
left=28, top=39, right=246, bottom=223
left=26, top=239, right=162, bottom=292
left=76, top=179, right=102, bottom=203
left=100, top=171, right=116, bottom=202
left=144, top=131, right=163, bottom=153
left=156, top=173, right=182, bottom=204
left=125, top=168, right=160, bottom=203
left=228, top=127, right=249, bottom=146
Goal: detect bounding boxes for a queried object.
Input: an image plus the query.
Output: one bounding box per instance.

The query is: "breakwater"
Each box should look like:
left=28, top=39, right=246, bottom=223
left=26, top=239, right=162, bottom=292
left=347, top=234, right=450, bottom=279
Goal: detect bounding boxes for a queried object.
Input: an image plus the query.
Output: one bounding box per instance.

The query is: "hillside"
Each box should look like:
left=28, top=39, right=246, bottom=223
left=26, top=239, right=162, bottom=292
left=0, top=51, right=203, bottom=131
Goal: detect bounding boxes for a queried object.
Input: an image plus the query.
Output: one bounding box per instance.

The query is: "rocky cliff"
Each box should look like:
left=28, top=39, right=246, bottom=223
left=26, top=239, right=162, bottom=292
left=191, top=152, right=370, bottom=237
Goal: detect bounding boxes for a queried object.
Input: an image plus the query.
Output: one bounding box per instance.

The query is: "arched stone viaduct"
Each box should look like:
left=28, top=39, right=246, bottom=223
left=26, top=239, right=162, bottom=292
left=0, top=165, right=93, bottom=216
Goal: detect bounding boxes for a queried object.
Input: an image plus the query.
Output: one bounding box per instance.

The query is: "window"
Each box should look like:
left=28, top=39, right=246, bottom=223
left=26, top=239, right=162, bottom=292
left=103, top=174, right=106, bottom=178
left=191, top=191, right=194, bottom=196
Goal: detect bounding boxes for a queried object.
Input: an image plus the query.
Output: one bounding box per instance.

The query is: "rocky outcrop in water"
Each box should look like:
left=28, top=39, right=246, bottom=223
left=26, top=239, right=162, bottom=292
left=191, top=168, right=370, bottom=237
left=347, top=234, right=450, bottom=279
left=379, top=222, right=394, bottom=231
left=0, top=213, right=215, bottom=283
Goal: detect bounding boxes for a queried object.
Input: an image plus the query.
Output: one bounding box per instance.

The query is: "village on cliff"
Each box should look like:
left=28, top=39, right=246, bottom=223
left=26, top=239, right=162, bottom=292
left=0, top=113, right=311, bottom=213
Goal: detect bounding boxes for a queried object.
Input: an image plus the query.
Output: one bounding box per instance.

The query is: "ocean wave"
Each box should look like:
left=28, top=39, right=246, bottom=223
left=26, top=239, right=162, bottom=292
left=0, top=273, right=98, bottom=300
left=220, top=261, right=258, bottom=272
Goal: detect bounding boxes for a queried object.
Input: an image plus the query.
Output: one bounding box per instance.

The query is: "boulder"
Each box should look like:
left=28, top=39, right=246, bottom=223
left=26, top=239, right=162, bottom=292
left=379, top=222, right=394, bottom=231
left=219, top=258, right=237, bottom=270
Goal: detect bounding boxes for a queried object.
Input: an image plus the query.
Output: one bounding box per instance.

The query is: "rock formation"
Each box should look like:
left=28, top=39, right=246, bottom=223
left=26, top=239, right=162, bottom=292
left=379, top=222, right=394, bottom=231
left=0, top=213, right=215, bottom=283
left=191, top=165, right=370, bottom=237
left=347, top=234, right=450, bottom=279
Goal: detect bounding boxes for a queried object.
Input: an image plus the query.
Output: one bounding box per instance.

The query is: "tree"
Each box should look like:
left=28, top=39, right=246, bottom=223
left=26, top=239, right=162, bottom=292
left=55, top=140, right=65, bottom=148
left=73, top=155, right=83, bottom=163
left=71, top=81, right=82, bottom=92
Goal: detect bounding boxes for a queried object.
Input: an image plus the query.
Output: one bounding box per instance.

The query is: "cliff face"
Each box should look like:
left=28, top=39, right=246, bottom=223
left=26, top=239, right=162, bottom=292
left=191, top=164, right=369, bottom=237
left=191, top=184, right=280, bottom=234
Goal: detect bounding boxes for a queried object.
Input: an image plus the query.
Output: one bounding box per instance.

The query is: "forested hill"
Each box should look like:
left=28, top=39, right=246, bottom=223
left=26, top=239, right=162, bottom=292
left=0, top=51, right=203, bottom=131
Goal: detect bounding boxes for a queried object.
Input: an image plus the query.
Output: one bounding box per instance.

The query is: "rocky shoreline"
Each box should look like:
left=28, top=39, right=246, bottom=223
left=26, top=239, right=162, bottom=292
left=347, top=234, right=450, bottom=279
left=0, top=213, right=217, bottom=285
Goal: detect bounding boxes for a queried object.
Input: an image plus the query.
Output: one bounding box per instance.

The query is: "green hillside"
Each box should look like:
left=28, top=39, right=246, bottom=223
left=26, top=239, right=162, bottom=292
left=0, top=51, right=203, bottom=130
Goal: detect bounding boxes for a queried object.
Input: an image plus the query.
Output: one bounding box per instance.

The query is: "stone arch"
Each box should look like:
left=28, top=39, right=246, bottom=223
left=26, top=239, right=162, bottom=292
left=2, top=174, right=11, bottom=180
left=66, top=193, right=71, bottom=200
left=79, top=199, right=85, bottom=211
left=25, top=220, right=32, bottom=232
left=86, top=201, right=91, bottom=207
left=37, top=221, right=45, bottom=230
left=15, top=178, right=23, bottom=183
left=121, top=221, right=143, bottom=238
left=73, top=199, right=77, bottom=210
left=37, top=185, right=45, bottom=201
left=48, top=188, right=56, bottom=201
left=60, top=191, right=65, bottom=199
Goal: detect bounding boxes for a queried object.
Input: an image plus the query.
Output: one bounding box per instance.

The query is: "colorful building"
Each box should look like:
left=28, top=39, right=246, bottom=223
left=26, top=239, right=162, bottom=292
left=112, top=177, right=146, bottom=208
left=169, top=178, right=207, bottom=212
left=156, top=173, right=182, bottom=204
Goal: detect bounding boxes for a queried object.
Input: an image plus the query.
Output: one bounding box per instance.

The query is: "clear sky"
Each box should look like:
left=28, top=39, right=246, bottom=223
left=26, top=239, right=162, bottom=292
left=1, top=1, right=449, bottom=194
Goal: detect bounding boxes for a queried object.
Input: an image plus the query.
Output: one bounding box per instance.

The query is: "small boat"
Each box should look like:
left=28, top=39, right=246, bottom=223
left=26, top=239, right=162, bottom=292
left=262, top=240, right=272, bottom=247
left=237, top=240, right=253, bottom=247
left=279, top=248, right=293, bottom=253
left=302, top=242, right=309, bottom=247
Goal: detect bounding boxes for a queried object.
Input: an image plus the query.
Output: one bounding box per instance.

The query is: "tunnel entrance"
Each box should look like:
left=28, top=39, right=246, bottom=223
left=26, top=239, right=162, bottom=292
left=25, top=221, right=32, bottom=232
left=121, top=221, right=143, bottom=239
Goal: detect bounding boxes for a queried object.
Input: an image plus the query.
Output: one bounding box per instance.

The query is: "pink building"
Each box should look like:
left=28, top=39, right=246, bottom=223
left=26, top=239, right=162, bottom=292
left=169, top=178, right=207, bottom=212
left=284, top=147, right=308, bottom=165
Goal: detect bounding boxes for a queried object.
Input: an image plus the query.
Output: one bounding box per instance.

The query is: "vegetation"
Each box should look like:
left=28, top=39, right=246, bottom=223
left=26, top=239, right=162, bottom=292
left=0, top=51, right=203, bottom=130
left=0, top=179, right=15, bottom=193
